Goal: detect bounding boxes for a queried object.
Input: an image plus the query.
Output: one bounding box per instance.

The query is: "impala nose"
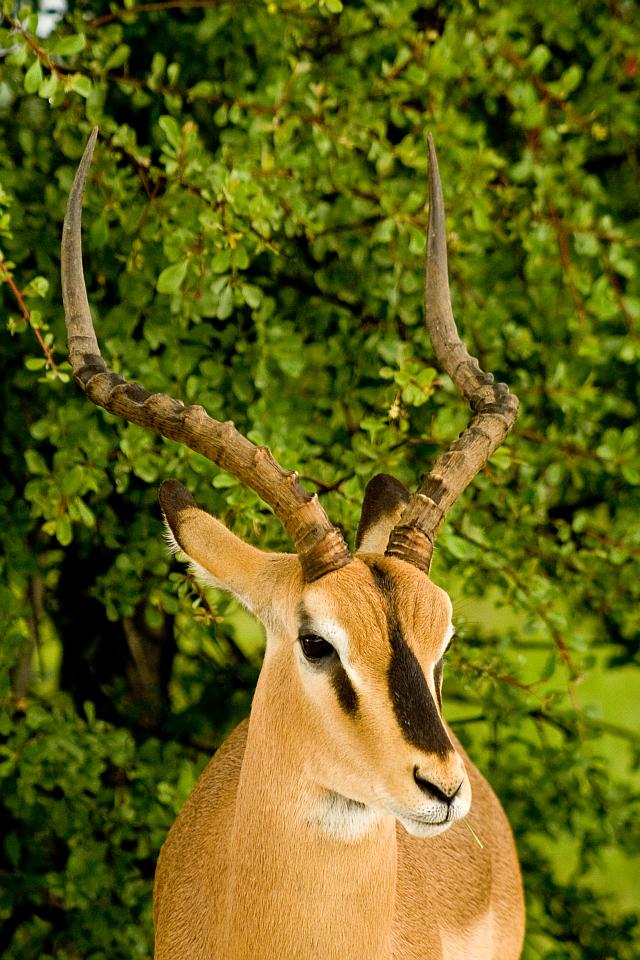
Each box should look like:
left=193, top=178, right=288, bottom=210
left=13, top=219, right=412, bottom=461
left=413, top=766, right=462, bottom=805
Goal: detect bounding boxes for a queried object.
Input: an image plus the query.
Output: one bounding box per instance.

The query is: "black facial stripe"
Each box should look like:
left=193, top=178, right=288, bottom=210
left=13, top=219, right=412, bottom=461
left=331, top=662, right=359, bottom=716
left=387, top=618, right=451, bottom=758
left=369, top=563, right=452, bottom=759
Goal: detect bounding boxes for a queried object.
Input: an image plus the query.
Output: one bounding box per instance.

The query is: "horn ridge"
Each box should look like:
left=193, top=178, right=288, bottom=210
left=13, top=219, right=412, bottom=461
left=386, top=134, right=519, bottom=572
left=60, top=129, right=351, bottom=583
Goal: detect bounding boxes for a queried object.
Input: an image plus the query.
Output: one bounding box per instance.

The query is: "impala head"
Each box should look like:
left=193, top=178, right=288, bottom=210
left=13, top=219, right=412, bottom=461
left=160, top=475, right=468, bottom=837
left=61, top=129, right=518, bottom=840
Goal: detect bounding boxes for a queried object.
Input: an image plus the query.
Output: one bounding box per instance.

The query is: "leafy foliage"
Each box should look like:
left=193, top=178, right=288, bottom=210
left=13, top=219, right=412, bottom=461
left=0, top=0, right=639, bottom=957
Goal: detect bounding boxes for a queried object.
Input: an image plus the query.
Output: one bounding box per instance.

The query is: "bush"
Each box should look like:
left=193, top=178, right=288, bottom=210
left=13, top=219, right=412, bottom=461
left=1, top=1, right=639, bottom=956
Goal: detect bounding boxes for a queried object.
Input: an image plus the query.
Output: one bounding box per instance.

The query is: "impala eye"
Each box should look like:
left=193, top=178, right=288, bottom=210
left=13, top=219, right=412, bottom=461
left=299, top=634, right=335, bottom=662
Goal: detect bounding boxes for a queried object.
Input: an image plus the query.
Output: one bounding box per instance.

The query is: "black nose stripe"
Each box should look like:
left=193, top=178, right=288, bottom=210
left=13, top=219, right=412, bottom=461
left=369, top=563, right=452, bottom=759
left=387, top=617, right=452, bottom=758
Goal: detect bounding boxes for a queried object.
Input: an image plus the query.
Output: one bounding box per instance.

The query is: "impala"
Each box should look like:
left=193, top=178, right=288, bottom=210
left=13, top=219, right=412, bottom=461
left=62, top=128, right=525, bottom=959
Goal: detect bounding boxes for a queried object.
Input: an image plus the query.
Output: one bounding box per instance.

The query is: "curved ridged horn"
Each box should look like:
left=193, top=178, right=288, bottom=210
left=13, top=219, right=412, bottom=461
left=385, top=135, right=519, bottom=573
left=61, top=128, right=351, bottom=583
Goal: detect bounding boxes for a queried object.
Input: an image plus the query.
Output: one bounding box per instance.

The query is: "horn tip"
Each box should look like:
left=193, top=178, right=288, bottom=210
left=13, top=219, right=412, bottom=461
left=82, top=126, right=99, bottom=167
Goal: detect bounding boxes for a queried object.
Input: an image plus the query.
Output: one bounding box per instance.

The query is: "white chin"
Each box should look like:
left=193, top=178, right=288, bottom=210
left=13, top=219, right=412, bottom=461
left=397, top=816, right=453, bottom=838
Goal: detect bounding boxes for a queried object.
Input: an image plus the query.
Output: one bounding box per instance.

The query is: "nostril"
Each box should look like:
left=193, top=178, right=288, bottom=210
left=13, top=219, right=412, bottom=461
left=413, top=766, right=462, bottom=805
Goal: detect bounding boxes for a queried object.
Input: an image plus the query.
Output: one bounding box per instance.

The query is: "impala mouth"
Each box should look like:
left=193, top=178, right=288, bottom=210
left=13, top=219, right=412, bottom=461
left=389, top=800, right=462, bottom=824
left=396, top=813, right=454, bottom=838
left=406, top=814, right=451, bottom=827
left=388, top=799, right=467, bottom=838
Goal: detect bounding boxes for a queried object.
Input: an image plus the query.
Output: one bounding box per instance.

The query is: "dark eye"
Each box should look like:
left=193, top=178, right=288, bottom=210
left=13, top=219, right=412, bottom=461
left=299, top=634, right=335, bottom=662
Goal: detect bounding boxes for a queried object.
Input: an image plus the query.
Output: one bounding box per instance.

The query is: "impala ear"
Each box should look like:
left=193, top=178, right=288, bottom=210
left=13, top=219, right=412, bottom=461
left=355, top=474, right=410, bottom=554
left=159, top=479, right=298, bottom=622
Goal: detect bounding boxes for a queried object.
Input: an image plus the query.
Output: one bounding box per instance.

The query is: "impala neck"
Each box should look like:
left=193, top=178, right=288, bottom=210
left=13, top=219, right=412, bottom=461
left=221, top=654, right=397, bottom=960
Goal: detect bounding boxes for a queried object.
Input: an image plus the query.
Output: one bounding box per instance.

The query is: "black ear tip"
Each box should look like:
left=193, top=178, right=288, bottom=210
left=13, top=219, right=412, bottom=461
left=363, top=474, right=410, bottom=505
left=158, top=479, right=197, bottom=516
left=356, top=474, right=411, bottom=550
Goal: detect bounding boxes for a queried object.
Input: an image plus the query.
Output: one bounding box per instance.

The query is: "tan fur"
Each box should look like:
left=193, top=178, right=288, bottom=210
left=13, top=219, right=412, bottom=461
left=154, top=511, right=525, bottom=959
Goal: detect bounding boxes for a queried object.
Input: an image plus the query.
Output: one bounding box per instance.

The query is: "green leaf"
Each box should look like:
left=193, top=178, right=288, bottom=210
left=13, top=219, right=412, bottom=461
left=528, top=44, right=551, bottom=74
left=360, top=417, right=386, bottom=435
left=24, top=57, right=43, bottom=94
left=61, top=465, right=85, bottom=497
left=188, top=80, right=216, bottom=99
left=156, top=259, right=189, bottom=294
left=23, top=275, right=49, bottom=298
left=51, top=33, right=86, bottom=56
left=561, top=64, right=583, bottom=95
left=372, top=218, right=395, bottom=243
left=212, top=473, right=238, bottom=490
left=241, top=284, right=262, bottom=309
left=158, top=115, right=181, bottom=149
left=216, top=284, right=234, bottom=320
left=38, top=72, right=59, bottom=99
left=75, top=497, right=95, bottom=527
left=211, top=249, right=231, bottom=273
left=69, top=73, right=92, bottom=98
left=213, top=104, right=228, bottom=126
left=56, top=514, right=73, bottom=546
left=24, top=449, right=49, bottom=475
left=440, top=533, right=478, bottom=560
left=103, top=45, right=131, bottom=71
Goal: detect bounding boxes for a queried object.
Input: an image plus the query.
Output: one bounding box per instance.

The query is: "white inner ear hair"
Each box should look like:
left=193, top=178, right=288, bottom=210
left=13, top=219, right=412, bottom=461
left=442, top=620, right=455, bottom=656
left=162, top=518, right=228, bottom=594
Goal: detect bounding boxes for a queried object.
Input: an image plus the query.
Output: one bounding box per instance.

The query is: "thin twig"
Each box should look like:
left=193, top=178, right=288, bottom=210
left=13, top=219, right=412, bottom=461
left=546, top=194, right=587, bottom=325
left=500, top=44, right=592, bottom=132
left=88, top=0, right=265, bottom=29
left=6, top=14, right=65, bottom=79
left=0, top=256, right=59, bottom=373
left=516, top=428, right=600, bottom=461
left=451, top=653, right=544, bottom=697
